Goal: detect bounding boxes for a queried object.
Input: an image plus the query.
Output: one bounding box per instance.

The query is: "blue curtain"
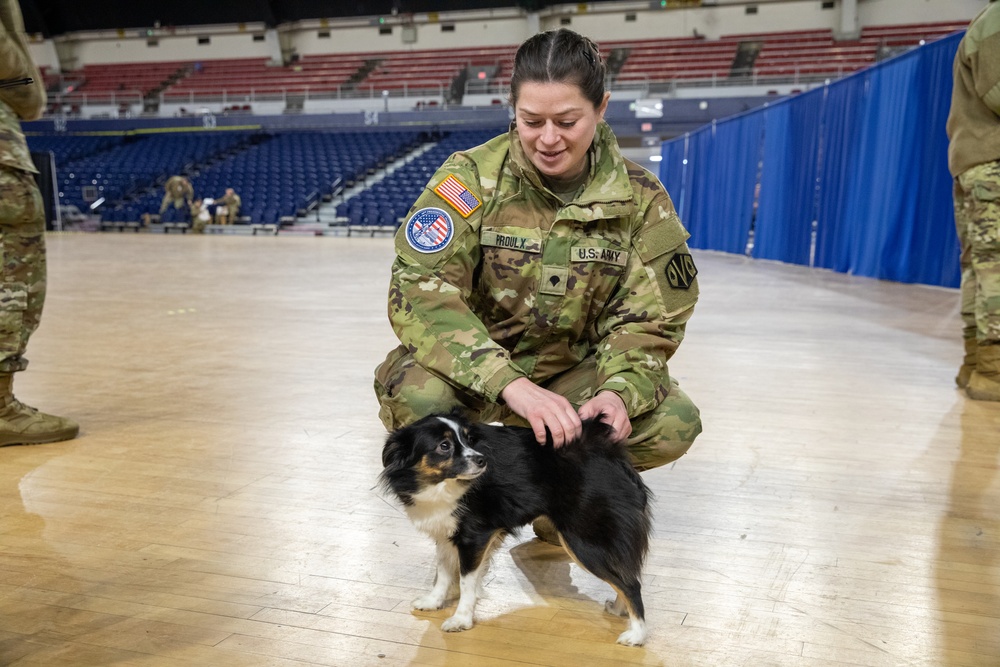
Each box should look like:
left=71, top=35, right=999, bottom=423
left=660, top=31, right=964, bottom=288
left=753, top=89, right=824, bottom=265
left=679, top=115, right=763, bottom=253
left=814, top=77, right=867, bottom=274
left=683, top=125, right=715, bottom=250
left=893, top=35, right=961, bottom=287
left=659, top=132, right=689, bottom=223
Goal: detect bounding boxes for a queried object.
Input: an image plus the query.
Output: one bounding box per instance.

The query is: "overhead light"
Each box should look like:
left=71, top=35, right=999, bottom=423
left=649, top=155, right=663, bottom=162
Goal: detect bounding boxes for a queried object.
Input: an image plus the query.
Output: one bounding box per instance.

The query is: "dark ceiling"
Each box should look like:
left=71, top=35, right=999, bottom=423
left=22, top=1, right=614, bottom=37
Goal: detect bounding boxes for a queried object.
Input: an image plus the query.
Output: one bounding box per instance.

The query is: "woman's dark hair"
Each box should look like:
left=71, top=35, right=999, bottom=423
left=509, top=28, right=606, bottom=109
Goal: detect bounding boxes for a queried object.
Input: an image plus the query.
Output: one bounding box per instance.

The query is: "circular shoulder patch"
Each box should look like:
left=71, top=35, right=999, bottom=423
left=404, top=207, right=455, bottom=254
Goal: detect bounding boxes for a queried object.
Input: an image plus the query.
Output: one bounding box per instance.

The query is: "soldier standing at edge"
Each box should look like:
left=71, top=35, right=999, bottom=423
left=948, top=0, right=1000, bottom=401
left=0, top=0, right=78, bottom=446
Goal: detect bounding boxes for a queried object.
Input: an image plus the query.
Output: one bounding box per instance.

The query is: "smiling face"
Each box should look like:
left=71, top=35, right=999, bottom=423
left=515, top=81, right=610, bottom=185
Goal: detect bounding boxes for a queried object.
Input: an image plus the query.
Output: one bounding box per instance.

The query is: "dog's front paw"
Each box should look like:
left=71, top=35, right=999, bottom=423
left=617, top=626, right=648, bottom=647
left=441, top=612, right=473, bottom=632
left=412, top=594, right=446, bottom=611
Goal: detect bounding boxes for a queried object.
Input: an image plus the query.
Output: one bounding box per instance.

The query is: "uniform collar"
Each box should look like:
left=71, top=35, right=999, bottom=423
left=507, top=120, right=635, bottom=212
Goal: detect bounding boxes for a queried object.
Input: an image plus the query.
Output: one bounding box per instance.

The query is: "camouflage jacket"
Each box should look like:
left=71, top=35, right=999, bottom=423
left=0, top=0, right=45, bottom=173
left=947, top=0, right=1000, bottom=176
left=387, top=121, right=699, bottom=418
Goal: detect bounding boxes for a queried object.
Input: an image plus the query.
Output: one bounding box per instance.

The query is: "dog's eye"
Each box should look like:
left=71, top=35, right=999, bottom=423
left=438, top=441, right=452, bottom=453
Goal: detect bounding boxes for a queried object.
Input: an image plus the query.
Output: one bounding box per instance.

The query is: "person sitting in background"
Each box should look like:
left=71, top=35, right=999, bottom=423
left=159, top=175, right=193, bottom=224
left=214, top=188, right=241, bottom=225
left=190, top=198, right=212, bottom=234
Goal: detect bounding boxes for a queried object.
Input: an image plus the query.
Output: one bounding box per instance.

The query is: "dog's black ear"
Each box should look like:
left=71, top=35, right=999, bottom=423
left=382, top=428, right=411, bottom=469
left=446, top=406, right=471, bottom=425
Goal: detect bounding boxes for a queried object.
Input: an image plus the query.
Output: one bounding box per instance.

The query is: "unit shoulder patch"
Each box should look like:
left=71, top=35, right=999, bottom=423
left=434, top=174, right=482, bottom=218
left=405, top=207, right=455, bottom=254
left=665, top=252, right=698, bottom=289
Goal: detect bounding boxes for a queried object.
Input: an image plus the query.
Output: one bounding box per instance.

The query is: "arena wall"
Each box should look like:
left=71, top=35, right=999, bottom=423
left=29, top=0, right=984, bottom=72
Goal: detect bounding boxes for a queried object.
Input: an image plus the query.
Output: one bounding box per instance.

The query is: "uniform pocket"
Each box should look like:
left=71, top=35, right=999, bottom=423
left=0, top=169, right=42, bottom=227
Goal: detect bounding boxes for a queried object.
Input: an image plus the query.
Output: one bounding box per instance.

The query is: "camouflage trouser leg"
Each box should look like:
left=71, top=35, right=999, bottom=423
left=374, top=347, right=702, bottom=472
left=0, top=167, right=46, bottom=374
left=956, top=161, right=1000, bottom=344
left=954, top=181, right=977, bottom=341
left=374, top=346, right=484, bottom=430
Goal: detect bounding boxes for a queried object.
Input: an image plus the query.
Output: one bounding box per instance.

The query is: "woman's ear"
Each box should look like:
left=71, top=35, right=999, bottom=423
left=597, top=91, right=611, bottom=120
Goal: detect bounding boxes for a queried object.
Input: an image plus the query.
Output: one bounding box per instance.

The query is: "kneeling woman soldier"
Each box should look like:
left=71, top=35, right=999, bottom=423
left=375, top=28, right=702, bottom=485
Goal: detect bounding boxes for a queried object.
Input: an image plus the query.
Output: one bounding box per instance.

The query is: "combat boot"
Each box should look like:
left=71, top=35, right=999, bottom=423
left=966, top=343, right=1000, bottom=402
left=0, top=374, right=79, bottom=446
left=956, top=338, right=977, bottom=388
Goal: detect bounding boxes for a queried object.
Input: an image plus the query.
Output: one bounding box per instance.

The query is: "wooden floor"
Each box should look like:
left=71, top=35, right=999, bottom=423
left=0, top=233, right=996, bottom=667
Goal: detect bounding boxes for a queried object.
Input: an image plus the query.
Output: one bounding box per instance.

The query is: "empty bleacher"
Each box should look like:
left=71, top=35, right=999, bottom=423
left=49, top=21, right=968, bottom=113
left=92, top=130, right=424, bottom=226
left=74, top=60, right=188, bottom=96
left=46, top=132, right=251, bottom=217
left=162, top=56, right=367, bottom=98
left=27, top=21, right=970, bottom=232
left=339, top=128, right=504, bottom=229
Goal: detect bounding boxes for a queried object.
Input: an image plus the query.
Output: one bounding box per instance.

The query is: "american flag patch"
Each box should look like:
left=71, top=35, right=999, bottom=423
left=434, top=174, right=482, bottom=218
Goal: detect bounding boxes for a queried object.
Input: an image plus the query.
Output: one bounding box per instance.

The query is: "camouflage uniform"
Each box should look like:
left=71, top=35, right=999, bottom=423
left=159, top=175, right=193, bottom=223
left=0, top=0, right=77, bottom=445
left=215, top=189, right=241, bottom=224
left=0, top=0, right=47, bottom=375
left=375, top=121, right=701, bottom=471
left=947, top=1, right=1000, bottom=399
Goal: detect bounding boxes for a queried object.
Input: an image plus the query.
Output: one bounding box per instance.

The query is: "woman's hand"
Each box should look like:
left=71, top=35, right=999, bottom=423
left=500, top=377, right=582, bottom=448
left=578, top=391, right=631, bottom=442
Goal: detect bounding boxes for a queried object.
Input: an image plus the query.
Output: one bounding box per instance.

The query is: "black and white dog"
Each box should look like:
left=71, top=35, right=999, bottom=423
left=379, top=412, right=652, bottom=646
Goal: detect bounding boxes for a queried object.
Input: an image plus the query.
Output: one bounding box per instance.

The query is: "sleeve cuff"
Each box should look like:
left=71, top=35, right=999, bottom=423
left=483, top=364, right=527, bottom=403
left=597, top=377, right=641, bottom=416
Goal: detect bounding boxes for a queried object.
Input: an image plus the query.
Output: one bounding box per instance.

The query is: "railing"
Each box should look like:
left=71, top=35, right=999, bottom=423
left=158, top=83, right=447, bottom=105
left=464, top=67, right=856, bottom=99
left=46, top=91, right=144, bottom=109
left=40, top=67, right=865, bottom=117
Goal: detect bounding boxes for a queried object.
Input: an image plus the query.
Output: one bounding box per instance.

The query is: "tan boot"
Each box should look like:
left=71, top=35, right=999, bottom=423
left=956, top=338, right=977, bottom=389
left=966, top=343, right=1000, bottom=402
left=0, top=374, right=79, bottom=446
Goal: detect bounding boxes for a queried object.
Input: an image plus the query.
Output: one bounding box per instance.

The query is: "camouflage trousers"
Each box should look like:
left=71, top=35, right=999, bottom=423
left=374, top=346, right=702, bottom=472
left=954, top=159, right=1000, bottom=344
left=0, top=167, right=46, bottom=374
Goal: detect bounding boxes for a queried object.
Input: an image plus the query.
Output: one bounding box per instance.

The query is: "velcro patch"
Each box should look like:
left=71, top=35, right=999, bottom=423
left=665, top=252, right=698, bottom=289
left=405, top=207, right=454, bottom=253
left=434, top=174, right=482, bottom=218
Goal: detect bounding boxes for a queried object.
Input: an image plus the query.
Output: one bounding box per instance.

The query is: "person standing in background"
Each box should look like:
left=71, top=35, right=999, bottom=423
left=159, top=174, right=193, bottom=224
left=0, top=0, right=79, bottom=445
left=947, top=0, right=1000, bottom=402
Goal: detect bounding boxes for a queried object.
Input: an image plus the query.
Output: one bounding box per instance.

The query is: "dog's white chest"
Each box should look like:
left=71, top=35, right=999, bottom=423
left=406, top=480, right=466, bottom=540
